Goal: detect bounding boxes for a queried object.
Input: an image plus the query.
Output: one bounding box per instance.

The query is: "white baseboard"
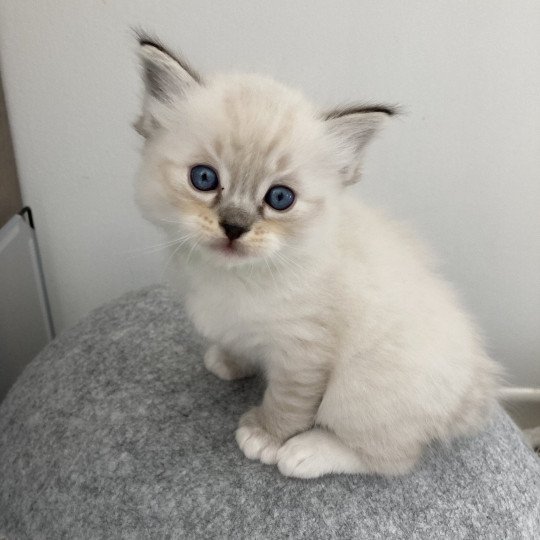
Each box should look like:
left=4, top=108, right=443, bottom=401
left=499, top=387, right=540, bottom=402
left=500, top=387, right=540, bottom=432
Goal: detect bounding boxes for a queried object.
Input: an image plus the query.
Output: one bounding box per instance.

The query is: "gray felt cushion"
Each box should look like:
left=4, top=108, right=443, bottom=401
left=1, top=286, right=539, bottom=539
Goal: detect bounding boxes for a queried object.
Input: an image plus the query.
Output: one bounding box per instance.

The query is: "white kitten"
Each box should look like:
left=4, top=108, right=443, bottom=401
left=135, top=37, right=500, bottom=478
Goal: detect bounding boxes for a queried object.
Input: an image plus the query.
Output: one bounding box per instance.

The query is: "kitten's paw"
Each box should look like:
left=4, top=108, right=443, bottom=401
left=277, top=429, right=365, bottom=479
left=235, top=408, right=281, bottom=464
left=236, top=425, right=281, bottom=464
left=277, top=435, right=328, bottom=478
left=204, top=345, right=251, bottom=381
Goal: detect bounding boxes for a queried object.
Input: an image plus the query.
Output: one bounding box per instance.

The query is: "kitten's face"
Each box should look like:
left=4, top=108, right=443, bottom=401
left=138, top=76, right=340, bottom=267
left=135, top=40, right=392, bottom=268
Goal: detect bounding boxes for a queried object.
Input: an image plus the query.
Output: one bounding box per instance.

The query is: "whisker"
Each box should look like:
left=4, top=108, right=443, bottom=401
left=269, top=256, right=285, bottom=282
left=186, top=237, right=201, bottom=266
left=157, top=218, right=185, bottom=225
left=275, top=252, right=306, bottom=273
left=277, top=254, right=309, bottom=283
left=124, top=233, right=194, bottom=256
left=159, top=234, right=196, bottom=281
left=264, top=257, right=278, bottom=288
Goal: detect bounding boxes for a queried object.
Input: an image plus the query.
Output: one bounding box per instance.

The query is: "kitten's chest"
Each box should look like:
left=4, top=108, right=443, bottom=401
left=183, top=274, right=295, bottom=352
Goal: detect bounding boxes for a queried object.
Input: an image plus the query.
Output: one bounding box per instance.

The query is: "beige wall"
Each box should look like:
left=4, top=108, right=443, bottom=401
left=0, top=70, right=21, bottom=228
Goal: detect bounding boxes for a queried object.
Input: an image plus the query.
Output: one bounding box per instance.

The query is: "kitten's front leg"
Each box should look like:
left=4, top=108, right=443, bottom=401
left=204, top=344, right=256, bottom=381
left=236, top=360, right=328, bottom=465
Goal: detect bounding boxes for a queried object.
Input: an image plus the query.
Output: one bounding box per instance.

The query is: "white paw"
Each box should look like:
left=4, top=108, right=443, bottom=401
left=277, top=437, right=328, bottom=478
left=235, top=425, right=281, bottom=465
left=204, top=346, right=242, bottom=381
left=235, top=407, right=282, bottom=464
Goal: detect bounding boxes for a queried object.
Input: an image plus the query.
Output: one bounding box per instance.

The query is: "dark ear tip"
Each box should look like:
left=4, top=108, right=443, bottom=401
left=139, top=38, right=159, bottom=48
left=379, top=105, right=400, bottom=116
left=133, top=29, right=203, bottom=85
left=133, top=28, right=169, bottom=54
left=324, top=103, right=401, bottom=120
left=358, top=104, right=399, bottom=117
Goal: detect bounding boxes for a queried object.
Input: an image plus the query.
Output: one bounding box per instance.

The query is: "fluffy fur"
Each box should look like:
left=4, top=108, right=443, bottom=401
left=135, top=38, right=500, bottom=478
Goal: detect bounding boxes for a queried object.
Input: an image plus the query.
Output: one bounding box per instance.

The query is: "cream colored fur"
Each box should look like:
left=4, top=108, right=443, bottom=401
left=135, top=40, right=500, bottom=478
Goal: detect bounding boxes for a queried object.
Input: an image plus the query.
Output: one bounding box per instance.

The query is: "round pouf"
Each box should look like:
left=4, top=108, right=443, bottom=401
left=1, top=286, right=539, bottom=539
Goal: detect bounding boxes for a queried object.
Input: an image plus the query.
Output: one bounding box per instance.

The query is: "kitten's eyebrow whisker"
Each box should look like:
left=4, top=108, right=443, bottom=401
left=202, top=141, right=222, bottom=164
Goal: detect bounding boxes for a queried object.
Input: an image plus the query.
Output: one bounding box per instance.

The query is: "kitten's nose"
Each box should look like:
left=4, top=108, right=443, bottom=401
left=220, top=222, right=249, bottom=241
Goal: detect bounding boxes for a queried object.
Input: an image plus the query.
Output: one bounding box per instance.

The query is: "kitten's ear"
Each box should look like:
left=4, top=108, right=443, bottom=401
left=324, top=105, right=396, bottom=185
left=135, top=35, right=202, bottom=138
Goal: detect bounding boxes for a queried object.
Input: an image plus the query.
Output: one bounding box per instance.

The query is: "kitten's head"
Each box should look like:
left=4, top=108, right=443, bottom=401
left=135, top=37, right=394, bottom=268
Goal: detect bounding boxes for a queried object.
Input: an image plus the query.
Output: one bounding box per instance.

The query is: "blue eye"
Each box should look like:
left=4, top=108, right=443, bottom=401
left=264, top=185, right=295, bottom=211
left=190, top=165, right=219, bottom=191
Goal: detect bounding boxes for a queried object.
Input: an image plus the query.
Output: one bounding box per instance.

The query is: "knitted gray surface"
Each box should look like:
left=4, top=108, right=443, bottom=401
left=0, top=286, right=539, bottom=539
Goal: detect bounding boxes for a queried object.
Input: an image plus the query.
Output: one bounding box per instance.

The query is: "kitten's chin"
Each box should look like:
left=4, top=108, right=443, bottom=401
left=212, top=240, right=247, bottom=258
left=205, top=239, right=253, bottom=266
left=202, top=239, right=269, bottom=267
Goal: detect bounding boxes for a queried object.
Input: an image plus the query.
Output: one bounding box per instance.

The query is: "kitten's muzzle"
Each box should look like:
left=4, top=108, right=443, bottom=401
left=220, top=222, right=249, bottom=241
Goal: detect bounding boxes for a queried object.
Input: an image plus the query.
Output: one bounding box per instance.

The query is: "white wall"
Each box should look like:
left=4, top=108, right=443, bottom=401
left=0, top=1, right=538, bottom=386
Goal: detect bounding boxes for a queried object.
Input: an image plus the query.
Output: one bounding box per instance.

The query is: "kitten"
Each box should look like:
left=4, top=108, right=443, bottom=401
left=135, top=37, right=500, bottom=478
